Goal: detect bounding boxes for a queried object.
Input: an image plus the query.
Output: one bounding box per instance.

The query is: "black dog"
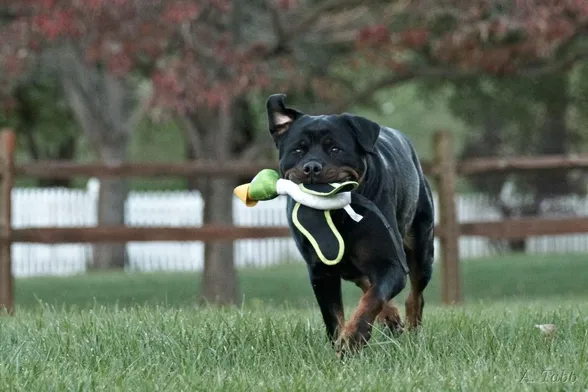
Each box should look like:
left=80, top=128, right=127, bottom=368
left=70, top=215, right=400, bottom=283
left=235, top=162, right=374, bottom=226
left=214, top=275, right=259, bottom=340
left=266, top=94, right=435, bottom=354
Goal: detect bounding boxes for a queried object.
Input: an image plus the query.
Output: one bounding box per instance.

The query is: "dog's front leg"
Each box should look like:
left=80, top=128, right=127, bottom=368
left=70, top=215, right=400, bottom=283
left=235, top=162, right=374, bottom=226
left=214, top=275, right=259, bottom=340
left=308, top=264, right=345, bottom=343
left=336, top=214, right=409, bottom=355
left=353, top=277, right=404, bottom=336
left=336, top=265, right=406, bottom=355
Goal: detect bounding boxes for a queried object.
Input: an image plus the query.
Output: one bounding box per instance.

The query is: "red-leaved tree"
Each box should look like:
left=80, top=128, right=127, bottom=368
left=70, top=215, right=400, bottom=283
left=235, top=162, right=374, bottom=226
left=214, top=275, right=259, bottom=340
left=1, top=0, right=586, bottom=304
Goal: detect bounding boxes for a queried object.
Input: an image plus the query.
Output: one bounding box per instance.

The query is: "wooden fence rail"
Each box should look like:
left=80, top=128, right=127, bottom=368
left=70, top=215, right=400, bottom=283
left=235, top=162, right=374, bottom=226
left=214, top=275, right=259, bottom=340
left=457, top=155, right=588, bottom=175
left=3, top=127, right=588, bottom=313
left=10, top=226, right=292, bottom=243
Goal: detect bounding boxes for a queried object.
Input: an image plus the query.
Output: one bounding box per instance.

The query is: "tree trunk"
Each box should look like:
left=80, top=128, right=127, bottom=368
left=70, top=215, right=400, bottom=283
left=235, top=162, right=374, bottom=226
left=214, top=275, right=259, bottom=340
left=201, top=177, right=240, bottom=305
left=57, top=47, right=145, bottom=270
left=92, top=141, right=129, bottom=270
left=181, top=95, right=267, bottom=305
left=198, top=100, right=241, bottom=306
left=185, top=143, right=200, bottom=191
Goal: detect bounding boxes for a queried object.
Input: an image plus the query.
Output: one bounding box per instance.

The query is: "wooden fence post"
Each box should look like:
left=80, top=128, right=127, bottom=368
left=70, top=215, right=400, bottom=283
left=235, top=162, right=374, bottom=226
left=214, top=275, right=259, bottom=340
left=0, top=129, right=15, bottom=315
left=434, top=130, right=461, bottom=305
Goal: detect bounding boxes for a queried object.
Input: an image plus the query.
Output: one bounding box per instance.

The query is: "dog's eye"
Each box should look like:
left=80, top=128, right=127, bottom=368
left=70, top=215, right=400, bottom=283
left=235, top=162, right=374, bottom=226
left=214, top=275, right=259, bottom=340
left=293, top=148, right=303, bottom=154
left=330, top=146, right=341, bottom=154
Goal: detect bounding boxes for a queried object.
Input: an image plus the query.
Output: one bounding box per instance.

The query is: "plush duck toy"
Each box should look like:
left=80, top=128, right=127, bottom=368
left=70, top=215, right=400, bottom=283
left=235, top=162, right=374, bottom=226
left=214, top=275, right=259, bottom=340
left=234, top=169, right=363, bottom=265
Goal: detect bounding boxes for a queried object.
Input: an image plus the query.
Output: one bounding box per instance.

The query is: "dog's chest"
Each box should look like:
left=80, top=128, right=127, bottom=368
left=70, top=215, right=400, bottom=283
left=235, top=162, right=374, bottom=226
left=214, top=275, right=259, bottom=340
left=287, top=198, right=396, bottom=272
left=336, top=209, right=394, bottom=266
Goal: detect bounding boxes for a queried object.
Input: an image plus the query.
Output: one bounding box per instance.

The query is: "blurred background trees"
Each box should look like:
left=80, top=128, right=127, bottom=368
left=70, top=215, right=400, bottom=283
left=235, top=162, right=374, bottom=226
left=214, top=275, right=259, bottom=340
left=1, top=0, right=587, bottom=304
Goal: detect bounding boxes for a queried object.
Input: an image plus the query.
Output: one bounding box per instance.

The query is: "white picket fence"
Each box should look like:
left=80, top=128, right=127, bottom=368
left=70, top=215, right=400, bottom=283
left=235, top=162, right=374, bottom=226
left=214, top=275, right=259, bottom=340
left=10, top=179, right=588, bottom=277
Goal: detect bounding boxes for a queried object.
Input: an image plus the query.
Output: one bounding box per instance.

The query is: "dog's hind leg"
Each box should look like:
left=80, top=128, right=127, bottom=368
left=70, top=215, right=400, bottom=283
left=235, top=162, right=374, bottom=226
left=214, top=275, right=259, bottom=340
left=405, top=197, right=435, bottom=330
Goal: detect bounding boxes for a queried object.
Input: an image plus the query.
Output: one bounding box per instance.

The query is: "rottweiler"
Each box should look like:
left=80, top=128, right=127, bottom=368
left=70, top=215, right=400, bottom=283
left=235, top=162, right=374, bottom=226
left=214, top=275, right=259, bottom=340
left=266, top=94, right=435, bottom=354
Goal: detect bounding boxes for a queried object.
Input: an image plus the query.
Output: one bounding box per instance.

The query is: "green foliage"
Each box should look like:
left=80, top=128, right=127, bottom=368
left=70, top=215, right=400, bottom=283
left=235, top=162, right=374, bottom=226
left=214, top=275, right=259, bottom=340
left=417, top=63, right=588, bottom=199
left=10, top=71, right=80, bottom=160
left=354, top=84, right=469, bottom=160
left=127, top=117, right=187, bottom=191
left=569, top=62, right=588, bottom=145
left=447, top=78, right=540, bottom=139
left=0, top=104, right=16, bottom=128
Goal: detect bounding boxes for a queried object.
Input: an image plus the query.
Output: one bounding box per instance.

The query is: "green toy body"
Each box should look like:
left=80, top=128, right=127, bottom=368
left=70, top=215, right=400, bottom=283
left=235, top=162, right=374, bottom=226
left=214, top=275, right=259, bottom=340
left=248, top=169, right=281, bottom=201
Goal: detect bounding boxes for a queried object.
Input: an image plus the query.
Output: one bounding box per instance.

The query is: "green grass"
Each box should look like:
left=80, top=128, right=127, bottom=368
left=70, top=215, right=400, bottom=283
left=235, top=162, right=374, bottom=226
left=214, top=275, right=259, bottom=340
left=3, top=254, right=588, bottom=391
left=14, top=253, right=588, bottom=310
left=2, top=301, right=587, bottom=391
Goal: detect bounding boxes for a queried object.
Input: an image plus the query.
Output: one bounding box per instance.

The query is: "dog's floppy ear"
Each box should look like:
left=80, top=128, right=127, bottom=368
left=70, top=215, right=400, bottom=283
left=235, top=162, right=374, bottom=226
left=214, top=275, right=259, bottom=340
left=266, top=94, right=303, bottom=143
left=341, top=113, right=380, bottom=153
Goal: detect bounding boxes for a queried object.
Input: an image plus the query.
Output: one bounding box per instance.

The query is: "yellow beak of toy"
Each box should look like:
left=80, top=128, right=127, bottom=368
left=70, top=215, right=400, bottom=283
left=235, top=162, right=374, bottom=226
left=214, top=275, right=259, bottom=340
left=233, top=184, right=258, bottom=207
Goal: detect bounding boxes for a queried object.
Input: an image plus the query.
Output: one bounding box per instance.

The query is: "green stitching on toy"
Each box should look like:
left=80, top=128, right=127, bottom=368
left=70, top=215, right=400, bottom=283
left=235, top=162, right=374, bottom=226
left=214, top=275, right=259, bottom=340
left=298, top=181, right=358, bottom=196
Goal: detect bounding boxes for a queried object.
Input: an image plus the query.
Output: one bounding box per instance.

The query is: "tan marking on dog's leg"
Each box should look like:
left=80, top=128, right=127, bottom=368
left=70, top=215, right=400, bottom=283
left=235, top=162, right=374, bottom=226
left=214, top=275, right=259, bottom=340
left=336, top=288, right=383, bottom=355
left=353, top=277, right=404, bottom=336
left=405, top=288, right=424, bottom=330
left=404, top=241, right=424, bottom=330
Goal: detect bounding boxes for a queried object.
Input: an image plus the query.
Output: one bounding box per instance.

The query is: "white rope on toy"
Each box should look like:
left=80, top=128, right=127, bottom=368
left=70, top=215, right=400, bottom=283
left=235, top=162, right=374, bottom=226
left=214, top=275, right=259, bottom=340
left=275, top=179, right=363, bottom=222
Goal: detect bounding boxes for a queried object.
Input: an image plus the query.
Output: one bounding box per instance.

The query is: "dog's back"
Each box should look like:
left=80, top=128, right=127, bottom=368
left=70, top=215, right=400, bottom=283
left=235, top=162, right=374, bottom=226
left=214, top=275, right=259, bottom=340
left=362, top=127, right=432, bottom=238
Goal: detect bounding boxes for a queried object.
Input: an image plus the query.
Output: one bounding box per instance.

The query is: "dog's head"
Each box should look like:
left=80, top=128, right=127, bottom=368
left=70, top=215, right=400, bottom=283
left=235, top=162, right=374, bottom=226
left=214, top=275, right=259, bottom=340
left=266, top=94, right=381, bottom=184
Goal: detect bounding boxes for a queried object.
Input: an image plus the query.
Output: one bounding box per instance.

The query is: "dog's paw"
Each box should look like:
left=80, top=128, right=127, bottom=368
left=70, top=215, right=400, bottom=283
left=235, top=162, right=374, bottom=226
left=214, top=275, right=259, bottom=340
left=404, top=315, right=422, bottom=332
left=377, top=306, right=404, bottom=337
left=334, top=325, right=370, bottom=358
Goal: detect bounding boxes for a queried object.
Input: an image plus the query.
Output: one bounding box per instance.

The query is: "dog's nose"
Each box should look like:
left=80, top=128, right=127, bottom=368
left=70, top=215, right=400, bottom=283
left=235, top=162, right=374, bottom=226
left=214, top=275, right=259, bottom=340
left=303, top=161, right=323, bottom=175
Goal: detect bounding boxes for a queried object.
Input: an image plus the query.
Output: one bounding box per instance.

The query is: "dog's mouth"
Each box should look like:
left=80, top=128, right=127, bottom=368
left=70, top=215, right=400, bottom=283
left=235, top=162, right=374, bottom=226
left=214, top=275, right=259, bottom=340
left=284, top=167, right=360, bottom=185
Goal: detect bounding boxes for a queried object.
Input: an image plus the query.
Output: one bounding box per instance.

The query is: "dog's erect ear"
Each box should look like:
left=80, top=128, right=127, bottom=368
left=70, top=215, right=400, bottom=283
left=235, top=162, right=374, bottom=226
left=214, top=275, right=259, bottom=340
left=341, top=113, right=380, bottom=153
left=266, top=94, right=303, bottom=143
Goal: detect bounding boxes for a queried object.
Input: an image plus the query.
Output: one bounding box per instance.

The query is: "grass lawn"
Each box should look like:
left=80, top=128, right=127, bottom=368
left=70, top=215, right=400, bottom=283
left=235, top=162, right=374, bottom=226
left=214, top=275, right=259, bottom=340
left=13, top=253, right=588, bottom=310
left=2, top=253, right=588, bottom=391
